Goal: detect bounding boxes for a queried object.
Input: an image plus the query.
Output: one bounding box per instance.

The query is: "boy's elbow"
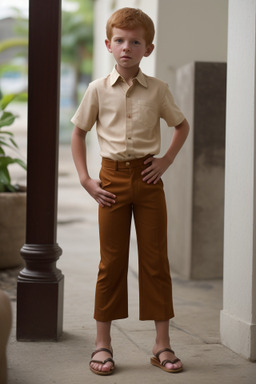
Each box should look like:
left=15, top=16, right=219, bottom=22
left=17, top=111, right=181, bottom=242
left=177, top=118, right=190, bottom=135
left=184, top=119, right=190, bottom=134
left=72, top=126, right=87, bottom=139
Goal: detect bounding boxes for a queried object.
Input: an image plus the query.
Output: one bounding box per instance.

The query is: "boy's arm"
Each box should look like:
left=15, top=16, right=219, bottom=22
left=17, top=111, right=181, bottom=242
left=71, top=126, right=116, bottom=207
left=141, top=118, right=189, bottom=184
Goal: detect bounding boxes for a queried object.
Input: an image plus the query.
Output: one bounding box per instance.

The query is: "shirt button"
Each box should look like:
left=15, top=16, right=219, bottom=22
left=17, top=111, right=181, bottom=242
left=127, top=114, right=131, bottom=118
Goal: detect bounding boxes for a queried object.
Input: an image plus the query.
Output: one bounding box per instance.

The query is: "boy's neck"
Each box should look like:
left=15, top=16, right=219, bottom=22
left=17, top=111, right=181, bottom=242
left=116, top=64, right=140, bottom=86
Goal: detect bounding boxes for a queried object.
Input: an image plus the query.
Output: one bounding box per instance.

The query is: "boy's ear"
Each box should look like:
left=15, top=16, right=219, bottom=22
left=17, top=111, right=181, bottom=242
left=144, top=44, right=154, bottom=57
left=105, top=39, right=112, bottom=53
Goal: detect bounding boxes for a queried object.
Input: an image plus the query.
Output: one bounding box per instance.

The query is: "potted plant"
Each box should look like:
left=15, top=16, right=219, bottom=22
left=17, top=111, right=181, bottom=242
left=0, top=93, right=27, bottom=269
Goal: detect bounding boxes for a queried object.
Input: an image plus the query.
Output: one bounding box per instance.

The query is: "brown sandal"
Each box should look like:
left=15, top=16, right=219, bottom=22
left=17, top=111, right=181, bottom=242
left=150, top=348, right=183, bottom=373
left=89, top=348, right=115, bottom=376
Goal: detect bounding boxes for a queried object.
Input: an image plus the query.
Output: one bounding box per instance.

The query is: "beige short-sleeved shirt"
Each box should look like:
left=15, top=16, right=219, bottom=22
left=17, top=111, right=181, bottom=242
left=71, top=66, right=185, bottom=160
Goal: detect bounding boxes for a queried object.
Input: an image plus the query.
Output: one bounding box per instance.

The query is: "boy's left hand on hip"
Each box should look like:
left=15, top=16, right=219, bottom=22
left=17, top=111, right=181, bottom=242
left=141, top=156, right=169, bottom=184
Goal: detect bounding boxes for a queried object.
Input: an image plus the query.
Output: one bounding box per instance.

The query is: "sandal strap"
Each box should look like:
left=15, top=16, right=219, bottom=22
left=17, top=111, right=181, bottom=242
left=162, top=358, right=180, bottom=367
left=155, top=348, right=175, bottom=359
left=90, top=357, right=115, bottom=366
left=91, top=348, right=113, bottom=359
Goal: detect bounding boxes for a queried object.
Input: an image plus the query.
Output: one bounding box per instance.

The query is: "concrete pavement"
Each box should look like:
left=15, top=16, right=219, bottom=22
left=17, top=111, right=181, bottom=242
left=5, top=105, right=256, bottom=383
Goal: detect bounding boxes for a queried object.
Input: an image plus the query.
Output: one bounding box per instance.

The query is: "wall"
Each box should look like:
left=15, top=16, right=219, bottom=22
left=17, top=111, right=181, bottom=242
left=155, top=0, right=228, bottom=86
left=172, top=62, right=226, bottom=279
left=220, top=0, right=256, bottom=360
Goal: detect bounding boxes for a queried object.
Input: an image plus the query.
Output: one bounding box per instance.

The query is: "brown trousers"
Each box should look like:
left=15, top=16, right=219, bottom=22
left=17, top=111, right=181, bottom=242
left=94, top=156, right=174, bottom=322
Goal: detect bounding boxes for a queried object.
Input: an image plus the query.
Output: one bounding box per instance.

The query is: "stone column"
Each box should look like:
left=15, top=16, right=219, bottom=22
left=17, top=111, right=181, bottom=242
left=16, top=0, right=64, bottom=341
left=166, top=61, right=226, bottom=279
left=220, top=0, right=256, bottom=360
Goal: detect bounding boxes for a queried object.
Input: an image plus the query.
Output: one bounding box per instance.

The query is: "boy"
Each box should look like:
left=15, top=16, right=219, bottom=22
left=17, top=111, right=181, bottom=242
left=71, top=7, right=189, bottom=376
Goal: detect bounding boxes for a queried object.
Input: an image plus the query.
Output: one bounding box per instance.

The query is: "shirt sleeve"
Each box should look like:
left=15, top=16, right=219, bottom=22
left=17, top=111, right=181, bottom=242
left=70, top=82, right=99, bottom=131
left=160, top=84, right=185, bottom=127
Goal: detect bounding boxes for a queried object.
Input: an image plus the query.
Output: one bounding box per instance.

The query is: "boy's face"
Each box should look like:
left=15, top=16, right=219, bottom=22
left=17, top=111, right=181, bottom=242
left=105, top=27, right=154, bottom=72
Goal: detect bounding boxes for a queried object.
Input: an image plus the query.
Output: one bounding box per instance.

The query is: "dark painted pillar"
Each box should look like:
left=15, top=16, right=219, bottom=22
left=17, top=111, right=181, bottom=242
left=17, top=0, right=64, bottom=341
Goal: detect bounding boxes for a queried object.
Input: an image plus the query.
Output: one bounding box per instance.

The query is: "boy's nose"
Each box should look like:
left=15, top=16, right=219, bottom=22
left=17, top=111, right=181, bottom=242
left=123, top=42, right=130, bottom=51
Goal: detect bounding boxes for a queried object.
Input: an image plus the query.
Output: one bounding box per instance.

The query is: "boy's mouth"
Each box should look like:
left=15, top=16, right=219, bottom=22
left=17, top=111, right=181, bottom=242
left=121, top=55, right=132, bottom=59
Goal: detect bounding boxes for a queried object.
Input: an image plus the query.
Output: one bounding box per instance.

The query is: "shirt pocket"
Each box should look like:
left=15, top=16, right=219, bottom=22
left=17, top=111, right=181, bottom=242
left=136, top=101, right=159, bottom=129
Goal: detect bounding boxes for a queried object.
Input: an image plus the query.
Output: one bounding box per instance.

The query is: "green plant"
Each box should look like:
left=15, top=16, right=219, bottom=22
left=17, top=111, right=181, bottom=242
left=61, top=0, right=93, bottom=105
left=0, top=94, right=27, bottom=192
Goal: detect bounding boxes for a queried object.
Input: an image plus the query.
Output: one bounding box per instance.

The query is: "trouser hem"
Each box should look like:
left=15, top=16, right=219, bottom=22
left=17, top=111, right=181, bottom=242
left=139, top=314, right=175, bottom=321
left=94, top=314, right=129, bottom=322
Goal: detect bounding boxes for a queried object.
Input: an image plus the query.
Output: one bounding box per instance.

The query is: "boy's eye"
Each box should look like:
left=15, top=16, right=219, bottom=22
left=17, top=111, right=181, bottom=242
left=115, top=38, right=123, bottom=43
left=133, top=40, right=140, bottom=45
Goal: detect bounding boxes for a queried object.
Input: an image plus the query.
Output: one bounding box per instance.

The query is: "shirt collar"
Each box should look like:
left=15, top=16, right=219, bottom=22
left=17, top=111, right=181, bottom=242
left=110, top=66, right=148, bottom=88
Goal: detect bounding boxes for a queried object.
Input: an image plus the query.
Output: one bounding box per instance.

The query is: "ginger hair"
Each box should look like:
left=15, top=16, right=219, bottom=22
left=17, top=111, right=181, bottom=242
left=106, top=7, right=155, bottom=46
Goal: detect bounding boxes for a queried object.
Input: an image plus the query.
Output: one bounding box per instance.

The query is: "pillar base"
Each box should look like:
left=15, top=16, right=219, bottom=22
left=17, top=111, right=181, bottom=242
left=17, top=276, right=64, bottom=341
left=220, top=310, right=256, bottom=361
left=16, top=243, right=64, bottom=341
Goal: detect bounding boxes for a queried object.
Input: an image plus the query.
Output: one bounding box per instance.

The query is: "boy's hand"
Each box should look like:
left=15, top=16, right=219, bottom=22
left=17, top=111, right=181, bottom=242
left=82, top=178, right=116, bottom=207
left=141, top=119, right=190, bottom=184
left=141, top=156, right=171, bottom=184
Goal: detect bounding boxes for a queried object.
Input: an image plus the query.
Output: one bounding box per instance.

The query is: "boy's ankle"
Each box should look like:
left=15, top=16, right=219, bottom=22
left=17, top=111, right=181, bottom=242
left=153, top=337, right=170, bottom=351
left=95, top=339, right=112, bottom=349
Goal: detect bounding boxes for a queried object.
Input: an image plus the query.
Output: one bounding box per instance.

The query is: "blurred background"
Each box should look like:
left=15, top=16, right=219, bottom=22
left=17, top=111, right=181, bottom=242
left=0, top=0, right=94, bottom=143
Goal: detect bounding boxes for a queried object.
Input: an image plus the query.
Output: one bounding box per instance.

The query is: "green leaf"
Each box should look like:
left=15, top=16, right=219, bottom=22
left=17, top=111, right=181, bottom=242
left=0, top=182, right=6, bottom=192
left=0, top=156, right=26, bottom=170
left=5, top=183, right=17, bottom=192
left=0, top=139, right=9, bottom=145
left=13, top=158, right=27, bottom=170
left=9, top=137, right=18, bottom=148
left=0, top=38, right=28, bottom=54
left=0, top=166, right=11, bottom=184
left=0, top=139, right=17, bottom=151
left=0, top=92, right=27, bottom=191
left=0, top=179, right=16, bottom=192
left=0, top=130, right=14, bottom=136
left=0, top=94, right=17, bottom=110
left=0, top=111, right=17, bottom=128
